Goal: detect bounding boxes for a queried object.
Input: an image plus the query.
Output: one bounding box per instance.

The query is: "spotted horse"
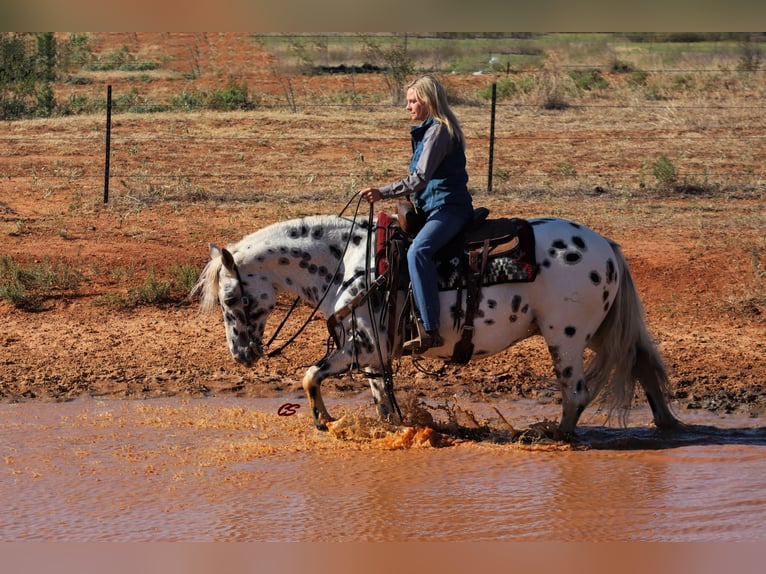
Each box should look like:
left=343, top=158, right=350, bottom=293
left=193, top=213, right=681, bottom=437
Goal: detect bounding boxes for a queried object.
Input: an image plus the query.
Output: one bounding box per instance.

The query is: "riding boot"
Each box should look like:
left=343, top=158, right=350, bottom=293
left=403, top=329, right=444, bottom=354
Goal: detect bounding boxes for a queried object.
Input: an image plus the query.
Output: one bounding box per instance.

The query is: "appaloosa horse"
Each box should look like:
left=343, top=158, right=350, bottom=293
left=193, top=213, right=680, bottom=436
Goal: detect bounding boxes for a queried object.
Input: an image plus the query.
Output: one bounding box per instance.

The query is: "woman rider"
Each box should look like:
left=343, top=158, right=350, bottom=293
left=359, top=74, right=473, bottom=353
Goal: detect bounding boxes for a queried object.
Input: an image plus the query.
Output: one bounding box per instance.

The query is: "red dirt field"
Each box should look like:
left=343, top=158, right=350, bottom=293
left=1, top=33, right=764, bottom=426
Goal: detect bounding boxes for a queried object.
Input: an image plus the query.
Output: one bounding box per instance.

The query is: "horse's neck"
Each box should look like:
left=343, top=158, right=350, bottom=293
left=248, top=216, right=371, bottom=306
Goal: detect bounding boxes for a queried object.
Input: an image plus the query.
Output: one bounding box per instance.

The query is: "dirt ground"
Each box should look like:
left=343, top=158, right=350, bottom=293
left=1, top=190, right=764, bottom=422
left=0, top=33, right=764, bottom=425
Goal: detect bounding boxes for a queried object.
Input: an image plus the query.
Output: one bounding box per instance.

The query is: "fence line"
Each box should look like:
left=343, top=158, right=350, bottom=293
left=2, top=97, right=764, bottom=199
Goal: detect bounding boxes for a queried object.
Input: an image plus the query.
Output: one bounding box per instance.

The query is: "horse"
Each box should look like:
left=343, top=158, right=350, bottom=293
left=192, top=213, right=681, bottom=437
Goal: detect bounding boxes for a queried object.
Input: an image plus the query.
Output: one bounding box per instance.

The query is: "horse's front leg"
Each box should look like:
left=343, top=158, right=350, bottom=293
left=302, top=365, right=334, bottom=431
left=365, top=368, right=398, bottom=423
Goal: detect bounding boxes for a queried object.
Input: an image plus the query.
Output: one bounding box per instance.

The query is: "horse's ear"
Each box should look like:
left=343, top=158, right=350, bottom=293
left=220, top=248, right=236, bottom=273
left=209, top=243, right=221, bottom=259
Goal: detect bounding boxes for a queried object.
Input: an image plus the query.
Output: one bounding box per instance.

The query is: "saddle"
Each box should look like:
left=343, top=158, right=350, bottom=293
left=375, top=207, right=537, bottom=364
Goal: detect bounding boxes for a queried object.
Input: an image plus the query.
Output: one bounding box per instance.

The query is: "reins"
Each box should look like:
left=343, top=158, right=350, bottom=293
left=245, top=191, right=402, bottom=421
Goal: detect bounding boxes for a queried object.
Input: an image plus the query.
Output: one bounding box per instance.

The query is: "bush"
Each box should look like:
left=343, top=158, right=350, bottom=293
left=627, top=69, right=649, bottom=87
left=569, top=69, right=609, bottom=91
left=652, top=155, right=677, bottom=189
left=208, top=79, right=254, bottom=111
left=0, top=255, right=83, bottom=308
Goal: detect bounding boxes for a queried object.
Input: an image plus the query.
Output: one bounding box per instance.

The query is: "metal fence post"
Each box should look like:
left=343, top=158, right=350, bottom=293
left=104, top=85, right=112, bottom=203
left=487, top=82, right=496, bottom=193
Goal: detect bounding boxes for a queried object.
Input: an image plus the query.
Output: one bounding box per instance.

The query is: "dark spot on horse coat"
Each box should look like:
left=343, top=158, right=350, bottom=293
left=487, top=299, right=497, bottom=309
left=565, top=252, right=582, bottom=264
left=562, top=366, right=573, bottom=379
left=572, top=236, right=586, bottom=250
left=606, top=259, right=617, bottom=284
left=278, top=257, right=290, bottom=265
left=564, top=326, right=576, bottom=337
left=329, top=245, right=343, bottom=260
left=590, top=271, right=601, bottom=284
left=311, top=227, right=324, bottom=240
left=511, top=295, right=522, bottom=313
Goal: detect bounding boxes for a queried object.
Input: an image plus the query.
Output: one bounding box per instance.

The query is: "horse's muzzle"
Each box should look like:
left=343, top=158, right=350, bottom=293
left=232, top=339, right=263, bottom=367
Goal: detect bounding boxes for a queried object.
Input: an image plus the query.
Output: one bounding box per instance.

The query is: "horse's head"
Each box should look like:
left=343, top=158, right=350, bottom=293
left=201, top=244, right=277, bottom=367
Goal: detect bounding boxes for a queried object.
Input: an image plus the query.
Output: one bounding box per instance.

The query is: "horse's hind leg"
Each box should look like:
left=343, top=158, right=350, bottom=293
left=633, top=346, right=681, bottom=430
left=549, top=341, right=592, bottom=436
left=302, top=365, right=334, bottom=431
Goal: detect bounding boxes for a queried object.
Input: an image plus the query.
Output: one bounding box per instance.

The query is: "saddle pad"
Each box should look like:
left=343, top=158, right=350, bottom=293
left=437, top=217, right=537, bottom=290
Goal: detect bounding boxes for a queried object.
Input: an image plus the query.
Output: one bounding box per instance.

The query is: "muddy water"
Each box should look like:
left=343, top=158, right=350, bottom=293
left=1, top=396, right=763, bottom=541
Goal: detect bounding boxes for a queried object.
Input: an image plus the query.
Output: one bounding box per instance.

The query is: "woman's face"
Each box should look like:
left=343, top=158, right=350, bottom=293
left=405, top=87, right=428, bottom=123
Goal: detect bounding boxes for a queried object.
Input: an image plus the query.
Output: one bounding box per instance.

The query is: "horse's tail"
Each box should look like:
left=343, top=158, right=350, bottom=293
left=586, top=242, right=679, bottom=427
left=191, top=245, right=223, bottom=313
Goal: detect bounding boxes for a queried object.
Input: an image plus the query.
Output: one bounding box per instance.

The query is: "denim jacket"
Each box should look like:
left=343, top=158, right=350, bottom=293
left=380, top=116, right=472, bottom=215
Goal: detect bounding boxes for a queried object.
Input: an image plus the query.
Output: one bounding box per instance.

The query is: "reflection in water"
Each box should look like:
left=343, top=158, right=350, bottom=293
left=0, top=397, right=763, bottom=541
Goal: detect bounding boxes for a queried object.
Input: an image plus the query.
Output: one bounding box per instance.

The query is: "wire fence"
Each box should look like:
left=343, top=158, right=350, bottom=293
left=2, top=90, right=765, bottom=205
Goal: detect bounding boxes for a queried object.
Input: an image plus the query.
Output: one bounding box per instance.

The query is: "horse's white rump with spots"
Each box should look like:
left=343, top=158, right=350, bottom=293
left=193, top=215, right=680, bottom=437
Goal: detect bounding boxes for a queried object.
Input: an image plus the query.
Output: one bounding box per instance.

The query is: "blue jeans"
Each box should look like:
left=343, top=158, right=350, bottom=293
left=407, top=205, right=472, bottom=332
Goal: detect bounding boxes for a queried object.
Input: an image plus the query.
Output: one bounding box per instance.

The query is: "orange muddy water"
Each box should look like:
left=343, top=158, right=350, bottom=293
left=1, top=396, right=763, bottom=542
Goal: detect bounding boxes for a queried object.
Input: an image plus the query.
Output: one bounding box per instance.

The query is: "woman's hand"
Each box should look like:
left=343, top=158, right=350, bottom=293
left=359, top=187, right=382, bottom=204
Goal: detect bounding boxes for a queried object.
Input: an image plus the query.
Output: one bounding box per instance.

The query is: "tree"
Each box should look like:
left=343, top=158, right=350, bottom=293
left=0, top=33, right=35, bottom=119
left=360, top=34, right=414, bottom=105
left=0, top=32, right=58, bottom=119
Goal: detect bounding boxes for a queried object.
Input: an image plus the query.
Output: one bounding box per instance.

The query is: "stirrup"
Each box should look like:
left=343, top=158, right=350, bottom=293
left=403, top=330, right=443, bottom=354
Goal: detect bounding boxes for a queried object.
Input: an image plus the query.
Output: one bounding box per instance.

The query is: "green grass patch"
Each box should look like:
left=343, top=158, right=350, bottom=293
left=0, top=255, right=83, bottom=308
left=93, top=262, right=199, bottom=308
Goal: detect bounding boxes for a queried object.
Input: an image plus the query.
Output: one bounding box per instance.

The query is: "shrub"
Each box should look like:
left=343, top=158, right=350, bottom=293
left=208, top=79, right=254, bottom=111
left=652, top=155, right=677, bottom=189
left=627, top=69, right=649, bottom=87
left=569, top=69, right=609, bottom=91
left=0, top=255, right=83, bottom=308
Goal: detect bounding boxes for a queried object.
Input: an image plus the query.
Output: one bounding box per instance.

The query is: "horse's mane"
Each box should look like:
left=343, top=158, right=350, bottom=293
left=192, top=252, right=223, bottom=314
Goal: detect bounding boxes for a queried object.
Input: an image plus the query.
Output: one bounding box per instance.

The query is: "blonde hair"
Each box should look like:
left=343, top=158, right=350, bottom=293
left=407, top=75, right=465, bottom=149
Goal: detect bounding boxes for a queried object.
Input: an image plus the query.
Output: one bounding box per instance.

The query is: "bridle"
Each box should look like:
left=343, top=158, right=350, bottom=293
left=223, top=194, right=365, bottom=361
left=228, top=262, right=265, bottom=360
left=221, top=194, right=402, bottom=421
